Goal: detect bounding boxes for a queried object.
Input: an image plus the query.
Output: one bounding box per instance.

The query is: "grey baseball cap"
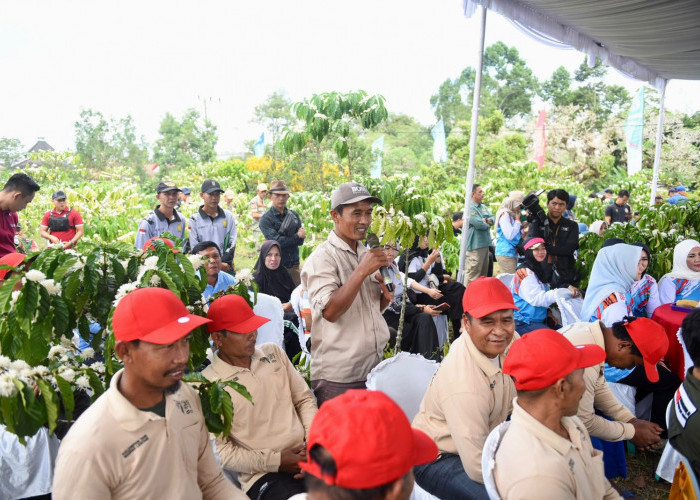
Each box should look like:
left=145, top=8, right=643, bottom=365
left=331, top=182, right=382, bottom=210
left=52, top=190, right=67, bottom=200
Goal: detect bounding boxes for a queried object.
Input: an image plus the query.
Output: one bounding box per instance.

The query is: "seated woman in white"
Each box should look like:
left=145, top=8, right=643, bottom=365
left=659, top=239, right=700, bottom=304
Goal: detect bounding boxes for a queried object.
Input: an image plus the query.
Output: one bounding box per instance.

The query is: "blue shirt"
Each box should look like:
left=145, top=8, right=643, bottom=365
left=203, top=272, right=237, bottom=301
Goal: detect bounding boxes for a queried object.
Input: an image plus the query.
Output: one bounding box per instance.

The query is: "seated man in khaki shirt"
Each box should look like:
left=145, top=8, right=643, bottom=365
left=558, top=318, right=665, bottom=449
left=53, top=288, right=244, bottom=500
left=495, top=328, right=621, bottom=499
left=413, top=277, right=518, bottom=500
left=301, top=182, right=393, bottom=405
left=202, top=294, right=318, bottom=500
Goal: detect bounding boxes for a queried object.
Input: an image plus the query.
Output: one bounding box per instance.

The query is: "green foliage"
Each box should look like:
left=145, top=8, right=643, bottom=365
left=153, top=109, right=218, bottom=167
left=0, top=137, right=24, bottom=167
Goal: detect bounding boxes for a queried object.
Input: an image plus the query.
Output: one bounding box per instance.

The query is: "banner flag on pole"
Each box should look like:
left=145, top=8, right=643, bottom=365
left=533, top=109, right=546, bottom=169
left=625, top=87, right=645, bottom=176
left=431, top=118, right=448, bottom=163
left=253, top=133, right=265, bottom=157
left=370, top=135, right=384, bottom=178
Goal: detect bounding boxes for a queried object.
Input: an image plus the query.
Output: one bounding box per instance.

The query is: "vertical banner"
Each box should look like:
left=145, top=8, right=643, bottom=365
left=533, top=109, right=546, bottom=169
left=370, top=135, right=384, bottom=178
left=625, top=87, right=645, bottom=176
left=431, top=118, right=448, bottom=163
left=253, top=133, right=265, bottom=157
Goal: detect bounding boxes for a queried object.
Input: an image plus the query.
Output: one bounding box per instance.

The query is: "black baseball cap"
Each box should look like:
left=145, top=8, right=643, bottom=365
left=156, top=181, right=181, bottom=194
left=52, top=190, right=67, bottom=200
left=201, top=180, right=224, bottom=194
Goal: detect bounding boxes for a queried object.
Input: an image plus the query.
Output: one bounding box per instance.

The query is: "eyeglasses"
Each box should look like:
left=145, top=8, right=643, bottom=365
left=384, top=244, right=400, bottom=251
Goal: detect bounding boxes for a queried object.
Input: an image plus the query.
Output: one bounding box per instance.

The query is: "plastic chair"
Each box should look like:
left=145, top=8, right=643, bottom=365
left=481, top=421, right=511, bottom=500
left=656, top=400, right=689, bottom=483
left=669, top=458, right=699, bottom=498
left=495, top=273, right=513, bottom=290
left=554, top=292, right=583, bottom=327
left=289, top=286, right=310, bottom=355
left=365, top=352, right=440, bottom=421
left=365, top=352, right=441, bottom=500
left=0, top=425, right=60, bottom=499
left=250, top=292, right=285, bottom=348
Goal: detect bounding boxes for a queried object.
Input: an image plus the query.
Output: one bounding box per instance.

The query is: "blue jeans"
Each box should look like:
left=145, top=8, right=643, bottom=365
left=515, top=319, right=548, bottom=335
left=414, top=453, right=488, bottom=500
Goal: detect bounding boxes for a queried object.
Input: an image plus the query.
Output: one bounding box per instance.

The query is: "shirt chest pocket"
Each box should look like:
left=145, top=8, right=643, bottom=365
left=179, top=422, right=201, bottom=470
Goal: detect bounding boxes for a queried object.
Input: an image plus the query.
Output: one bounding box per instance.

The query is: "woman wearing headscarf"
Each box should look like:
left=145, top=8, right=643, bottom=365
left=581, top=244, right=643, bottom=326
left=588, top=220, right=608, bottom=237
left=494, top=196, right=523, bottom=274
left=627, top=242, right=661, bottom=317
left=400, top=235, right=465, bottom=338
left=253, top=240, right=302, bottom=360
left=658, top=239, right=700, bottom=304
left=510, top=237, right=578, bottom=334
left=563, top=194, right=577, bottom=221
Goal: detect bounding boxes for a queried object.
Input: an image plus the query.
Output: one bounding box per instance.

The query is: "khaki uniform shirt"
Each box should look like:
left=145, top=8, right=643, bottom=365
left=202, top=343, right=317, bottom=493
left=53, top=369, right=243, bottom=500
left=494, top=400, right=621, bottom=499
left=301, top=230, right=390, bottom=383
left=559, top=322, right=635, bottom=441
left=412, top=334, right=517, bottom=482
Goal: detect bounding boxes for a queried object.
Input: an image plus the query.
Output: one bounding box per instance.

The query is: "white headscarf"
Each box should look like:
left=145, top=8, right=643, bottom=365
left=661, top=239, right=700, bottom=282
left=588, top=220, right=607, bottom=236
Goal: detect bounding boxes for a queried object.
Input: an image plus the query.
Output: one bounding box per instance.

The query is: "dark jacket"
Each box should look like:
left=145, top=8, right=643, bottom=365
left=258, top=207, right=304, bottom=268
left=528, top=215, right=580, bottom=287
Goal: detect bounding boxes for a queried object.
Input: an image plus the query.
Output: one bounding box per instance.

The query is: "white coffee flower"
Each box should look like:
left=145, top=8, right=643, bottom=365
left=186, top=305, right=195, bottom=313
left=81, top=347, right=95, bottom=359
left=149, top=274, right=162, bottom=286
left=10, top=290, right=20, bottom=306
left=237, top=269, right=253, bottom=286
left=10, top=359, right=30, bottom=372
left=69, top=260, right=85, bottom=273
left=25, top=269, right=46, bottom=282
left=32, top=365, right=50, bottom=378
left=113, top=282, right=139, bottom=307
left=48, top=345, right=68, bottom=359
left=0, top=355, right=11, bottom=370
left=144, top=256, right=159, bottom=269
left=40, top=279, right=62, bottom=296
left=74, top=375, right=90, bottom=390
left=60, top=335, right=73, bottom=349
left=90, top=361, right=105, bottom=374
left=58, top=368, right=76, bottom=383
left=187, top=254, right=205, bottom=270
left=0, top=373, right=17, bottom=397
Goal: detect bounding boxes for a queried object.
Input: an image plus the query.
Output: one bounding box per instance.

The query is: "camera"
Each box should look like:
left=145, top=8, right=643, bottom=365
left=521, top=192, right=547, bottom=226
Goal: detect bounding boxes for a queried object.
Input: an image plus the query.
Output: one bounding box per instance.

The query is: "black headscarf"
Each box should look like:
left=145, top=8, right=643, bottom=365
left=398, top=235, right=428, bottom=273
left=518, top=237, right=553, bottom=284
left=253, top=240, right=296, bottom=302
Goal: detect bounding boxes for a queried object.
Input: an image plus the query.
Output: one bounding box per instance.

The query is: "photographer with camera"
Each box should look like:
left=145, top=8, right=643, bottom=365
left=260, top=180, right=306, bottom=286
left=525, top=189, right=580, bottom=288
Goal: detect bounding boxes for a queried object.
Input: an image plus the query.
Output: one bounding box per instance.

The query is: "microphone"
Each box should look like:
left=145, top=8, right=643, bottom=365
left=365, top=233, right=394, bottom=292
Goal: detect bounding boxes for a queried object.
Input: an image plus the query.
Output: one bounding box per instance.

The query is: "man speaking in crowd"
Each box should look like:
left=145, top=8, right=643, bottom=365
left=301, top=182, right=392, bottom=405
left=528, top=188, right=580, bottom=288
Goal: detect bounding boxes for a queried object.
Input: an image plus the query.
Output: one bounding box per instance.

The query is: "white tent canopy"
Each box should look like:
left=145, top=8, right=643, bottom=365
left=463, top=0, right=700, bottom=86
left=456, top=0, right=700, bottom=281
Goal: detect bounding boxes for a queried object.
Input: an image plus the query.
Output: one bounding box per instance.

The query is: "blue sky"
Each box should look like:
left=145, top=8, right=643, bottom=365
left=1, top=0, right=698, bottom=156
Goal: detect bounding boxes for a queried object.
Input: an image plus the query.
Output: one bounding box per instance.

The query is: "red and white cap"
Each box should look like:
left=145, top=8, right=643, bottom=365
left=207, top=294, right=270, bottom=334
left=463, top=276, right=519, bottom=319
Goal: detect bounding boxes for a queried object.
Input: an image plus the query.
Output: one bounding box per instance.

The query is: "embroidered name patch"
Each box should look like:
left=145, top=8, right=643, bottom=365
left=175, top=399, right=194, bottom=415
left=122, top=434, right=149, bottom=458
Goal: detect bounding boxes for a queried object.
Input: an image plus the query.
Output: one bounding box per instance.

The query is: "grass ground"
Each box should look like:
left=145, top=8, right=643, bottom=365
left=618, top=449, right=671, bottom=499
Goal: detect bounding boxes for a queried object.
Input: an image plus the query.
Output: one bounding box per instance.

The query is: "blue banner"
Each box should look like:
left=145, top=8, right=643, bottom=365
left=625, top=87, right=644, bottom=175
left=253, top=132, right=265, bottom=158
left=431, top=118, right=447, bottom=163
left=370, top=135, right=384, bottom=178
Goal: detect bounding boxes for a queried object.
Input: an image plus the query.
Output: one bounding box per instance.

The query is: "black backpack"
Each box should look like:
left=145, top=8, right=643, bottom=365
left=48, top=209, right=73, bottom=232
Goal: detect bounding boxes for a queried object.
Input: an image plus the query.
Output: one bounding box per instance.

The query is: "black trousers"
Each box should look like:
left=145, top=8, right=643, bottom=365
left=247, top=472, right=305, bottom=500
left=384, top=302, right=441, bottom=360
left=414, top=281, right=465, bottom=339
left=617, top=364, right=681, bottom=435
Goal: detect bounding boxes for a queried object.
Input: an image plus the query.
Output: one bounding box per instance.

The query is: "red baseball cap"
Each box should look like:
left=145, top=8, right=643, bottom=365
left=142, top=237, right=178, bottom=253
left=299, top=390, right=437, bottom=489
left=207, top=294, right=270, bottom=334
left=112, top=287, right=210, bottom=344
left=503, top=329, right=606, bottom=390
left=0, top=253, right=25, bottom=280
left=623, top=317, right=669, bottom=383
left=463, top=276, right=518, bottom=318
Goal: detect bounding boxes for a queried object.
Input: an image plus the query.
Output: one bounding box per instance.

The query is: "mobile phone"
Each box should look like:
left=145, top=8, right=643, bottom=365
left=433, top=302, right=450, bottom=312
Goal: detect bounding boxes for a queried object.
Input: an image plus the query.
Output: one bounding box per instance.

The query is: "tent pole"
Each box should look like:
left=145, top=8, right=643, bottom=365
left=649, top=79, right=667, bottom=206
left=457, top=6, right=487, bottom=284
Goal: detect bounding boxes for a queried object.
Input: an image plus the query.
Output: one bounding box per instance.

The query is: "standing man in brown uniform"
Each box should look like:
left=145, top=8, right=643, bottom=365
left=412, top=277, right=518, bottom=499
left=301, top=182, right=392, bottom=405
